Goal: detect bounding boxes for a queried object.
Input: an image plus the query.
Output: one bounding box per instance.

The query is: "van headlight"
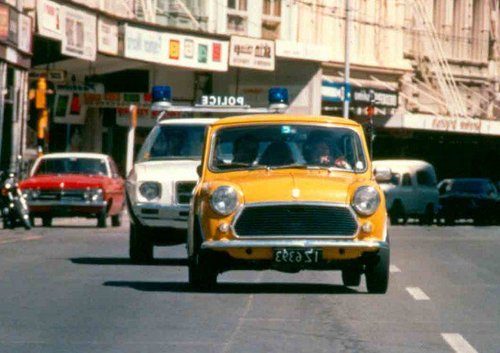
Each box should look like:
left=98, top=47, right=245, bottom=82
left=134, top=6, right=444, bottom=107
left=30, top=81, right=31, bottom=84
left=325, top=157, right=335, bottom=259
left=352, top=186, right=380, bottom=216
left=210, top=186, right=239, bottom=216
left=139, top=182, right=161, bottom=201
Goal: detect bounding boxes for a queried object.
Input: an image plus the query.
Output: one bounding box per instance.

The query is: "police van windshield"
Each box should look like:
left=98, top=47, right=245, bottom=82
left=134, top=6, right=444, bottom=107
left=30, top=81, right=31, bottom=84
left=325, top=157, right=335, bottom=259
left=210, top=124, right=367, bottom=172
left=137, top=124, right=206, bottom=162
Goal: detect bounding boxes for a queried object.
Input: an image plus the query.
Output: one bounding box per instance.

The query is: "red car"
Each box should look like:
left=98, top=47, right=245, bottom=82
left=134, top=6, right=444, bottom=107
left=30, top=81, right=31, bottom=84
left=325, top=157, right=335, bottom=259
left=19, top=152, right=125, bottom=228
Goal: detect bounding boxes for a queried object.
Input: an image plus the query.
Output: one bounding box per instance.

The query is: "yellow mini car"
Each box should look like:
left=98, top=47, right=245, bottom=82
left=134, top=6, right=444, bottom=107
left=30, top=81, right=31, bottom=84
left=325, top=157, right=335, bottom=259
left=188, top=115, right=389, bottom=293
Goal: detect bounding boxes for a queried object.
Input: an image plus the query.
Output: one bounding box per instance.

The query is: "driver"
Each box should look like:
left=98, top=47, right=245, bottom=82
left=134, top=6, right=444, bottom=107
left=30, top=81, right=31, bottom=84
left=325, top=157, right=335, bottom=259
left=232, top=134, right=259, bottom=165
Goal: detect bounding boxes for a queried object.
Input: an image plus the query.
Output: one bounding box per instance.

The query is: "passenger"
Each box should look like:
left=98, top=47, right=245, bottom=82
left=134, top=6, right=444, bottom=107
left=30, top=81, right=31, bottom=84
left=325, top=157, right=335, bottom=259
left=232, top=134, right=259, bottom=164
left=304, top=133, right=351, bottom=169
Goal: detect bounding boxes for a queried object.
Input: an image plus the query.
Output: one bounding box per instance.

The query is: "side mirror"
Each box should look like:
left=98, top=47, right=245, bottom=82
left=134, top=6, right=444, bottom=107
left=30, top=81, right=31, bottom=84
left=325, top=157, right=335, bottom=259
left=374, top=167, right=392, bottom=182
left=196, top=165, right=202, bottom=177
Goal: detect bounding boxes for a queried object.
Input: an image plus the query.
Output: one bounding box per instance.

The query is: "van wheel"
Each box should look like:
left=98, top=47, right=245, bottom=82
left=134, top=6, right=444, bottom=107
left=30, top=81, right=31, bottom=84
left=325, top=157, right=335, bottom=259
left=97, top=210, right=107, bottom=228
left=129, top=222, right=153, bottom=263
left=365, top=248, right=390, bottom=294
left=111, top=212, right=122, bottom=227
left=419, top=204, right=435, bottom=225
left=389, top=202, right=407, bottom=225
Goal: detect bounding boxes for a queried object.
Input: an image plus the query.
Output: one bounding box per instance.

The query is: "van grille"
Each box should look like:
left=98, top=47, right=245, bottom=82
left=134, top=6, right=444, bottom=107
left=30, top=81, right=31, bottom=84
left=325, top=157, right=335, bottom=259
left=176, top=181, right=196, bottom=204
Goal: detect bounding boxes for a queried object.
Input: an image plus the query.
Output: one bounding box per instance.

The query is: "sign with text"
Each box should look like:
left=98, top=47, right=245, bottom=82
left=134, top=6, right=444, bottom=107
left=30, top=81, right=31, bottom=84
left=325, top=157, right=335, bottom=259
left=61, top=5, right=96, bottom=61
left=198, top=95, right=245, bottom=107
left=229, top=35, right=274, bottom=71
left=123, top=25, right=228, bottom=71
left=8, top=7, right=18, bottom=45
left=37, top=0, right=62, bottom=40
left=276, top=40, right=330, bottom=62
left=0, top=4, right=9, bottom=41
left=351, top=87, right=398, bottom=108
left=97, top=18, right=118, bottom=55
left=17, top=13, right=32, bottom=53
left=321, top=81, right=350, bottom=102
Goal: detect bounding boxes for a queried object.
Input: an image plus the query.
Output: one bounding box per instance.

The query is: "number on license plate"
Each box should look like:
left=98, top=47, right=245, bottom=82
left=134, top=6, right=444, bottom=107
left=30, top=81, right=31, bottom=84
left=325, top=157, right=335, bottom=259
left=273, top=248, right=321, bottom=264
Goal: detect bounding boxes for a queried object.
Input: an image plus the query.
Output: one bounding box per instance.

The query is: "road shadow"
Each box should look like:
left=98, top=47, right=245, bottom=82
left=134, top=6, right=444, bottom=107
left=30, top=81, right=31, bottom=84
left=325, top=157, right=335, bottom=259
left=35, top=225, right=103, bottom=229
left=103, top=280, right=363, bottom=295
left=70, top=257, right=188, bottom=266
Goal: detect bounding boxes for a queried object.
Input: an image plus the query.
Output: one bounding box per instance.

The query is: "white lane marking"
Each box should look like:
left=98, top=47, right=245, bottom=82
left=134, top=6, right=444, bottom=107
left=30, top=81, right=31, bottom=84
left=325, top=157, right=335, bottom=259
left=441, top=333, right=478, bottom=353
left=221, top=272, right=264, bottom=353
left=0, top=235, right=42, bottom=245
left=406, top=287, right=430, bottom=300
left=389, top=265, right=401, bottom=273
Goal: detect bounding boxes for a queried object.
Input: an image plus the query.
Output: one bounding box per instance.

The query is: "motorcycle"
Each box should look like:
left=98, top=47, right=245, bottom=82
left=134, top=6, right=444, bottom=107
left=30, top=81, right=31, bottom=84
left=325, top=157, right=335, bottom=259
left=1, top=160, right=32, bottom=230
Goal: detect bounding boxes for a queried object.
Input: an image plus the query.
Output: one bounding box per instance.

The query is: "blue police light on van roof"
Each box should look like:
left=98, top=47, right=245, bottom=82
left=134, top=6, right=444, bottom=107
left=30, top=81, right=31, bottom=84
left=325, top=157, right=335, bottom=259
left=268, top=87, right=288, bottom=111
left=269, top=87, right=288, bottom=104
left=152, top=85, right=172, bottom=110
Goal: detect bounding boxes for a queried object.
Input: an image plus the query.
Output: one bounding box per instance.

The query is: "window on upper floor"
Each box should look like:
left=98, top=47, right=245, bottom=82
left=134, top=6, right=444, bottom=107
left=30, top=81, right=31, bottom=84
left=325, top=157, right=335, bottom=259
left=227, top=0, right=248, bottom=34
left=262, top=0, right=281, bottom=40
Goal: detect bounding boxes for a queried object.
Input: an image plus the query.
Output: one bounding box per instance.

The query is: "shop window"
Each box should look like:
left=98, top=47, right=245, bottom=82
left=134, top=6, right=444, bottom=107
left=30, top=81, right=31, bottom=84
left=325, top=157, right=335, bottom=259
left=227, top=0, right=248, bottom=34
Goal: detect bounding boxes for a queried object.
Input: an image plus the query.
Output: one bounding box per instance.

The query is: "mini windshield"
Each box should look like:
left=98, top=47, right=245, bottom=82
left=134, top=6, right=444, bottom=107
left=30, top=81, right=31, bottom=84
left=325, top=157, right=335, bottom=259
left=137, top=124, right=206, bottom=162
left=34, top=158, right=108, bottom=176
left=210, top=124, right=367, bottom=172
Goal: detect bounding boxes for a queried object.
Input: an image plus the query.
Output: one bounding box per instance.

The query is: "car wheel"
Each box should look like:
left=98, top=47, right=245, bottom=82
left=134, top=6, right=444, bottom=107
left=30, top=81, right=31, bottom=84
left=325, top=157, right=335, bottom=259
left=129, top=222, right=153, bottom=263
left=342, top=268, right=362, bottom=287
left=111, top=212, right=122, bottom=227
left=419, top=204, right=435, bottom=225
left=389, top=202, right=407, bottom=225
left=189, top=250, right=218, bottom=291
left=97, top=210, right=107, bottom=228
left=42, top=217, right=52, bottom=227
left=365, top=248, right=390, bottom=294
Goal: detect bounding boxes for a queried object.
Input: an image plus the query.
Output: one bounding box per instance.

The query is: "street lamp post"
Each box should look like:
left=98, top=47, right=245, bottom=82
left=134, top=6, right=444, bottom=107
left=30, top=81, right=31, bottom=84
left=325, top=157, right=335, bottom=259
left=343, top=0, right=352, bottom=119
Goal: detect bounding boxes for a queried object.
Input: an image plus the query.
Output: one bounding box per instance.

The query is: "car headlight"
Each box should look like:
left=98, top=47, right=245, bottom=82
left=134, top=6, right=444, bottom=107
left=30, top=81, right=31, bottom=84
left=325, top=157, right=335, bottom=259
left=139, top=182, right=161, bottom=201
left=352, top=186, right=380, bottom=216
left=210, top=186, right=239, bottom=216
left=84, top=188, right=103, bottom=202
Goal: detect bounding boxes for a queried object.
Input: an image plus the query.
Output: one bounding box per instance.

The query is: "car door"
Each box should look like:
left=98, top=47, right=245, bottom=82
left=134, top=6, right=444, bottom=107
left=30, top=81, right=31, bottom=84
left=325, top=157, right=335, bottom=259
left=400, top=172, right=416, bottom=214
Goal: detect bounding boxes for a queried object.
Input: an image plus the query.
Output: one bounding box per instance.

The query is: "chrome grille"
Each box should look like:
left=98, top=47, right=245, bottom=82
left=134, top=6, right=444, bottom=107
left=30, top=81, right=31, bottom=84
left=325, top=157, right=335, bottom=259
left=234, top=203, right=358, bottom=237
left=176, top=181, right=196, bottom=204
left=38, top=189, right=85, bottom=201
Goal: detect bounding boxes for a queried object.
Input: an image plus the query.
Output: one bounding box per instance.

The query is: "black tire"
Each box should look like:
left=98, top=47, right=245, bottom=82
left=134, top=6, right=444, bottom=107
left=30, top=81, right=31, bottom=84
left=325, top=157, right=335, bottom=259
left=97, top=210, right=107, bottom=228
left=111, top=212, right=122, bottom=227
left=419, top=204, right=435, bottom=225
left=42, top=217, right=52, bottom=227
left=365, top=248, right=390, bottom=294
left=129, top=222, right=153, bottom=263
left=342, top=268, right=362, bottom=287
left=389, top=202, right=407, bottom=225
left=188, top=249, right=218, bottom=291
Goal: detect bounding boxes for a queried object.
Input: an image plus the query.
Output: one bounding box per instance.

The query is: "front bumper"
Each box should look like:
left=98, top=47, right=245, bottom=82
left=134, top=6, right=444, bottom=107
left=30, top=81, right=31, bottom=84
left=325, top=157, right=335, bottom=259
left=202, top=239, right=389, bottom=250
left=132, top=203, right=189, bottom=229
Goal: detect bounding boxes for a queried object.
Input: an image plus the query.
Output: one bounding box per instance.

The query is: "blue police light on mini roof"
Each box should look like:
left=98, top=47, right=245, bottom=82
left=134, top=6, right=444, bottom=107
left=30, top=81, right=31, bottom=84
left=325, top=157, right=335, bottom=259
left=152, top=85, right=172, bottom=110
left=268, top=87, right=288, bottom=111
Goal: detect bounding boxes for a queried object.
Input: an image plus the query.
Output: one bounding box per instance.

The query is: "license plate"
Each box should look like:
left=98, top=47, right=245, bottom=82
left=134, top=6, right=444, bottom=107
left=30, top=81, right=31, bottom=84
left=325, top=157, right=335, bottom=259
left=273, top=248, right=322, bottom=264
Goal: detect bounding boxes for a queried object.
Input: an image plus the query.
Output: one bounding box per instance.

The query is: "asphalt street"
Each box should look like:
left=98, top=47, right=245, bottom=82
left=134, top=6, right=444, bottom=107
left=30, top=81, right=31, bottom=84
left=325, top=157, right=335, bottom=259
left=0, top=218, right=498, bottom=353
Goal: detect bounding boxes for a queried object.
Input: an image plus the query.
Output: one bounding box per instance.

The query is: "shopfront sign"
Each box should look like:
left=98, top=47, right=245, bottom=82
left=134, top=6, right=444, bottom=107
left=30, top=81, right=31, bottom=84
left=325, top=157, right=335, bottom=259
left=276, top=40, right=330, bottom=62
left=123, top=25, right=229, bottom=71
left=37, top=0, right=62, bottom=40
left=385, top=113, right=500, bottom=136
left=98, top=18, right=118, bottom=55
left=0, top=4, right=9, bottom=41
left=321, top=81, right=350, bottom=102
left=61, top=6, right=96, bottom=61
left=351, top=87, right=398, bottom=108
left=17, top=13, right=32, bottom=54
left=229, top=35, right=274, bottom=71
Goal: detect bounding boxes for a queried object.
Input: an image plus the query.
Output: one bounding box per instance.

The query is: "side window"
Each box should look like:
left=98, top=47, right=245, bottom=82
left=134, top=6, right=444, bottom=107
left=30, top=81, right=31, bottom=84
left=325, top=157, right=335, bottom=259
left=417, top=170, right=434, bottom=186
left=108, top=158, right=119, bottom=177
left=402, top=173, right=412, bottom=186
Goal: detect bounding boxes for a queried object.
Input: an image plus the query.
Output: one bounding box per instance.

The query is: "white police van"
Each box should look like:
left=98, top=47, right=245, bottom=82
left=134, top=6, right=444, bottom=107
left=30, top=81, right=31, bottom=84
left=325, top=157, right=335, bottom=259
left=126, top=86, right=288, bottom=262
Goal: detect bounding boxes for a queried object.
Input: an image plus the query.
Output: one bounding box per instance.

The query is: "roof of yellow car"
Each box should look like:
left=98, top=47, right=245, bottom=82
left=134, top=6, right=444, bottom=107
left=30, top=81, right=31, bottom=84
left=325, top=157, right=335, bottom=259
left=211, top=115, right=362, bottom=127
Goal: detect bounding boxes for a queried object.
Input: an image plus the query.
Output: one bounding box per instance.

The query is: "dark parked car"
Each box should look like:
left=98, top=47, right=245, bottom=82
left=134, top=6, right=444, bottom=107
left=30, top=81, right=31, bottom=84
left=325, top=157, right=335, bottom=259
left=437, top=178, right=498, bottom=225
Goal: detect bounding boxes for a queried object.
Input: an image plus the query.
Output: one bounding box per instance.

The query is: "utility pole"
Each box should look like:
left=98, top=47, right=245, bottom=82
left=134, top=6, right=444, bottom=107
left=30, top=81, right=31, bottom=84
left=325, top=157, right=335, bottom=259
left=343, top=0, right=352, bottom=119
